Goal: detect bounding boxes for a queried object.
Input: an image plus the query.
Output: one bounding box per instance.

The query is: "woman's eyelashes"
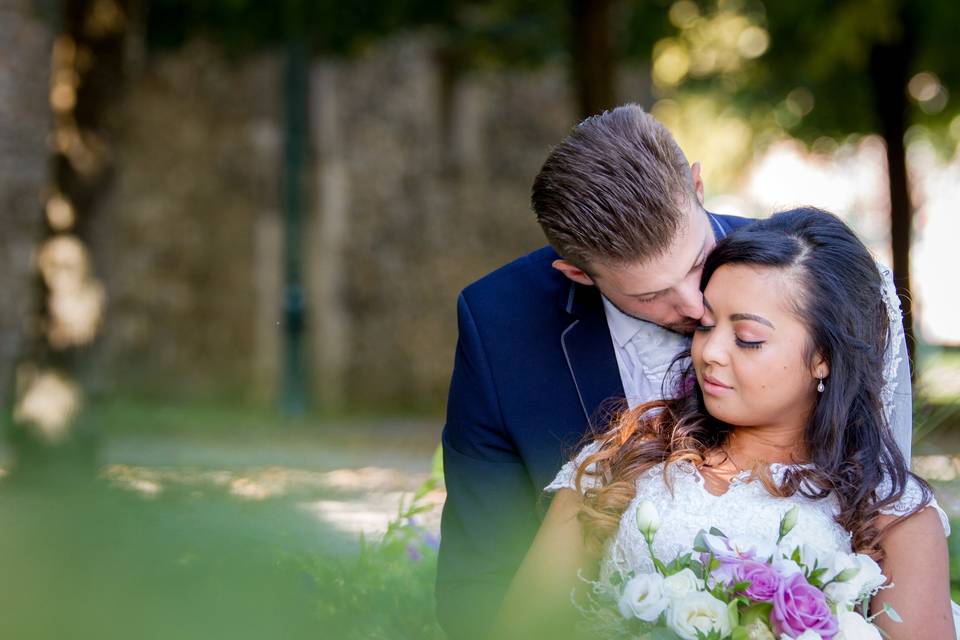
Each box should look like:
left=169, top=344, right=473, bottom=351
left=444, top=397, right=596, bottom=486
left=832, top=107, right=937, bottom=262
left=735, top=338, right=764, bottom=350
left=694, top=323, right=765, bottom=350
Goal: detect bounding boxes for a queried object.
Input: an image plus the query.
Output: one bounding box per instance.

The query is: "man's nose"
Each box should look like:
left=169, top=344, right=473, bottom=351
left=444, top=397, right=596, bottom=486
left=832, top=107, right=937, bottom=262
left=674, top=280, right=704, bottom=320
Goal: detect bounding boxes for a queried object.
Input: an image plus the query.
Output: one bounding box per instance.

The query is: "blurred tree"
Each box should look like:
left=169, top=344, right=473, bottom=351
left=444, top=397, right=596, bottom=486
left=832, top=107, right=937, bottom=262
left=572, top=0, right=617, bottom=117
left=0, top=2, right=56, bottom=423
left=1, top=0, right=126, bottom=472
left=654, top=0, right=960, bottom=364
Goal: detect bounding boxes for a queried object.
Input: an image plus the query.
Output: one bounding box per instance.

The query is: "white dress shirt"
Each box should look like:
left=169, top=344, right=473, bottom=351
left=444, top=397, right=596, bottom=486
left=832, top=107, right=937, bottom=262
left=602, top=297, right=691, bottom=408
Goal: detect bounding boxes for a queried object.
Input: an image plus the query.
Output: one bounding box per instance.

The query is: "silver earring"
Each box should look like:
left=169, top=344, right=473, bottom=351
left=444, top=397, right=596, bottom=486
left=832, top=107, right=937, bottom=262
left=817, top=377, right=825, bottom=393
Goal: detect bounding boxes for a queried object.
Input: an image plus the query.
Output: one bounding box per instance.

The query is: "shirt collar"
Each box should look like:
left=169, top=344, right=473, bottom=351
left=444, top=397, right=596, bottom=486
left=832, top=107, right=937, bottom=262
left=601, top=296, right=649, bottom=348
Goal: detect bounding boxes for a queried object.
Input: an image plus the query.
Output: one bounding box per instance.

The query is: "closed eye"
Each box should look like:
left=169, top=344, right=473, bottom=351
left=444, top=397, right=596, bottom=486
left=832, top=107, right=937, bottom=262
left=736, top=337, right=764, bottom=350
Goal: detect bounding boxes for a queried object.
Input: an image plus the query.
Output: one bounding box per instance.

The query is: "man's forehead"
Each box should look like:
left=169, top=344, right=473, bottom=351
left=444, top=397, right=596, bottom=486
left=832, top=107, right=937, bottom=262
left=604, top=212, right=708, bottom=293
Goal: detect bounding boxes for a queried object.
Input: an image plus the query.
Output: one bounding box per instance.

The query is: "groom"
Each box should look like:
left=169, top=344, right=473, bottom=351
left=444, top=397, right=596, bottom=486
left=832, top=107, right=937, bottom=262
left=435, top=105, right=748, bottom=639
left=435, top=105, right=909, bottom=639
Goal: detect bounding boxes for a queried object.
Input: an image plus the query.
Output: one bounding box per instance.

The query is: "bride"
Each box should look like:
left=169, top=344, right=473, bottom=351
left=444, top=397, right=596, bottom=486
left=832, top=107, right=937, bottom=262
left=492, top=208, right=956, bottom=639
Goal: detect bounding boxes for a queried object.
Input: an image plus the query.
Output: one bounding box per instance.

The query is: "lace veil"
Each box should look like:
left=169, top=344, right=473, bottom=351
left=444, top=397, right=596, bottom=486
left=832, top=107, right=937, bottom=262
left=878, top=264, right=912, bottom=461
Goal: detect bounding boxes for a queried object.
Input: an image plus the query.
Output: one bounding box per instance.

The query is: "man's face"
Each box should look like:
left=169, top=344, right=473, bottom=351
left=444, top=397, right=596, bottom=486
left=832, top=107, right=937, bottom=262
left=582, top=204, right=715, bottom=334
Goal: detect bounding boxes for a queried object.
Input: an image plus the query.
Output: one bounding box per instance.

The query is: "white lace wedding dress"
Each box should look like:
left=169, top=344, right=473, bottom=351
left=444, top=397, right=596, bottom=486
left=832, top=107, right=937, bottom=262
left=545, top=446, right=960, bottom=637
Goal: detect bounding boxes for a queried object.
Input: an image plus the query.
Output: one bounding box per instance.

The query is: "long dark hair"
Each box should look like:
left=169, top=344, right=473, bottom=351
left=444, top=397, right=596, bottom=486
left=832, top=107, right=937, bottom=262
left=575, top=207, right=928, bottom=558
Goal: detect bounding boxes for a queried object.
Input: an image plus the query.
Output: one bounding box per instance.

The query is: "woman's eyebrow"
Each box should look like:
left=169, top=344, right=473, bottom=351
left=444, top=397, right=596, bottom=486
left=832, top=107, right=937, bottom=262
left=731, top=313, right=775, bottom=329
left=702, top=299, right=775, bottom=328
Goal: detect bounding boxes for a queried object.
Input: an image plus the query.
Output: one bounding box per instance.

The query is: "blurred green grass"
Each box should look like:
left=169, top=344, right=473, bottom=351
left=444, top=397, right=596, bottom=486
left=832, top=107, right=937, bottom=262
left=0, top=398, right=443, bottom=639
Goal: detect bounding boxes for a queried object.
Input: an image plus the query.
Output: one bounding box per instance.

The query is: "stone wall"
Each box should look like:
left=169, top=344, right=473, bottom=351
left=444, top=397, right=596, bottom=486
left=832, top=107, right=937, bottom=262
left=88, top=34, right=595, bottom=410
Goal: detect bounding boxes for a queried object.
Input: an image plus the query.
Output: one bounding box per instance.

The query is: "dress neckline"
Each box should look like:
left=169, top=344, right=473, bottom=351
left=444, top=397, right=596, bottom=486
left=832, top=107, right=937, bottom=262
left=671, top=460, right=812, bottom=499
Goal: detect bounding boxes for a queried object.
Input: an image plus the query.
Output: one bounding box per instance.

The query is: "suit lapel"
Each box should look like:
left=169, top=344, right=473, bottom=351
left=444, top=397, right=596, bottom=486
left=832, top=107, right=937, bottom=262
left=560, top=282, right=625, bottom=425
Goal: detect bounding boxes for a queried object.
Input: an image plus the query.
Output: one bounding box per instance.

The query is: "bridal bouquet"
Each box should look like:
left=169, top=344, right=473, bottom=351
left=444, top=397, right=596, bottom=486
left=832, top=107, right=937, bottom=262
left=580, top=503, right=897, bottom=640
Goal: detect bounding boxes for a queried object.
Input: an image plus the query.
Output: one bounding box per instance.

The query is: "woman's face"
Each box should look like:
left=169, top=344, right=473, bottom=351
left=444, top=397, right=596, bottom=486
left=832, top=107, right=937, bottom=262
left=691, top=263, right=827, bottom=431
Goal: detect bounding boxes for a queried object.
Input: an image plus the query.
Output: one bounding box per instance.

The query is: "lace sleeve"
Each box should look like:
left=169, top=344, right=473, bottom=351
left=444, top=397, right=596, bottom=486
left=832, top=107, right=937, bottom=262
left=877, top=475, right=951, bottom=537
left=544, top=441, right=602, bottom=494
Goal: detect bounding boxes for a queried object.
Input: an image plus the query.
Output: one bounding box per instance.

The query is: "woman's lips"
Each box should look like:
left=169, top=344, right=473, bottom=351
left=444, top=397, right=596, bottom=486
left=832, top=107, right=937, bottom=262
left=701, top=373, right=733, bottom=394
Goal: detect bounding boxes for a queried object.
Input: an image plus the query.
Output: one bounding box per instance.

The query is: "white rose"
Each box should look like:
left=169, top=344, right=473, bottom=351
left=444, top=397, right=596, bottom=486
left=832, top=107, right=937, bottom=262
left=824, top=580, right=860, bottom=609
left=835, top=610, right=882, bottom=640
left=662, top=568, right=704, bottom=599
left=848, top=554, right=885, bottom=598
left=825, top=554, right=887, bottom=607
left=666, top=590, right=732, bottom=640
left=618, top=572, right=669, bottom=622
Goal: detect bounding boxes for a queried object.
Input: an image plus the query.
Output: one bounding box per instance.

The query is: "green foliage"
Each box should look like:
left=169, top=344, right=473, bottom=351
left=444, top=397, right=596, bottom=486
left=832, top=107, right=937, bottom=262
left=912, top=388, right=960, bottom=445
left=657, top=0, right=960, bottom=148
left=146, top=0, right=457, bottom=55
left=300, top=449, right=444, bottom=638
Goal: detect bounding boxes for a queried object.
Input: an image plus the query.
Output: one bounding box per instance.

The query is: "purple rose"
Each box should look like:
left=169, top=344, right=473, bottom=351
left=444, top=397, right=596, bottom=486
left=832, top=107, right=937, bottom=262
left=733, top=560, right=781, bottom=602
left=772, top=572, right=838, bottom=639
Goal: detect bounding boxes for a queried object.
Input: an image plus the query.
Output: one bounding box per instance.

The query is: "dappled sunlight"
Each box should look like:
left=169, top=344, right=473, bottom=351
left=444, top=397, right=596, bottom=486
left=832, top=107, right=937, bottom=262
left=914, top=455, right=960, bottom=482
left=45, top=193, right=75, bottom=231
left=99, top=463, right=444, bottom=540
left=908, top=71, right=949, bottom=115
left=652, top=96, right=754, bottom=189
left=299, top=489, right=444, bottom=539
left=101, top=464, right=431, bottom=498
left=654, top=4, right=768, bottom=88
left=13, top=366, right=82, bottom=443
left=37, top=234, right=106, bottom=349
left=299, top=493, right=412, bottom=538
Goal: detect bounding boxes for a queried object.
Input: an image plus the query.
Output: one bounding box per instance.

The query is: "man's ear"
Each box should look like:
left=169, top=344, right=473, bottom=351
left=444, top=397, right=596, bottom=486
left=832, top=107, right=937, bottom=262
left=691, top=161, right=705, bottom=206
left=552, top=259, right=595, bottom=286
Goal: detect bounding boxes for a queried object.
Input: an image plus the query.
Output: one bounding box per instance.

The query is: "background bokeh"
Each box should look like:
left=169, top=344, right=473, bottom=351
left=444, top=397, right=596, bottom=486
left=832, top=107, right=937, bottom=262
left=0, top=1, right=958, bottom=638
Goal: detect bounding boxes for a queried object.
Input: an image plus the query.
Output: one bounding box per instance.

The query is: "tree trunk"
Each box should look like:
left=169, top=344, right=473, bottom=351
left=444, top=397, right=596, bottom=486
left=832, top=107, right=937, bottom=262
left=0, top=1, right=55, bottom=419
left=571, top=0, right=617, bottom=119
left=869, top=4, right=916, bottom=374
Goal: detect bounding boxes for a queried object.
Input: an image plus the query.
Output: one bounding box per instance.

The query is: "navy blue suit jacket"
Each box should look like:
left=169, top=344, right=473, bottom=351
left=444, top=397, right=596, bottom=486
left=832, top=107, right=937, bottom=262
left=436, top=213, right=752, bottom=638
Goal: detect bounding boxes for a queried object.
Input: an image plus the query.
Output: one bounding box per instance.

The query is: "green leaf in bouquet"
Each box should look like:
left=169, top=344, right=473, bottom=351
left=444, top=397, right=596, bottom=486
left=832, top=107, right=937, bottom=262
left=808, top=566, right=829, bottom=587
left=883, top=602, right=903, bottom=623
left=731, top=627, right=752, bottom=640
left=731, top=580, right=752, bottom=594
left=691, top=562, right=706, bottom=580
left=739, top=602, right=772, bottom=627
left=790, top=547, right=802, bottom=564
left=664, top=552, right=693, bottom=575
left=693, top=530, right=710, bottom=553
left=610, top=572, right=623, bottom=587
left=709, top=526, right=728, bottom=538
left=832, top=566, right=861, bottom=583
left=653, top=557, right=668, bottom=575
left=727, top=598, right=740, bottom=628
